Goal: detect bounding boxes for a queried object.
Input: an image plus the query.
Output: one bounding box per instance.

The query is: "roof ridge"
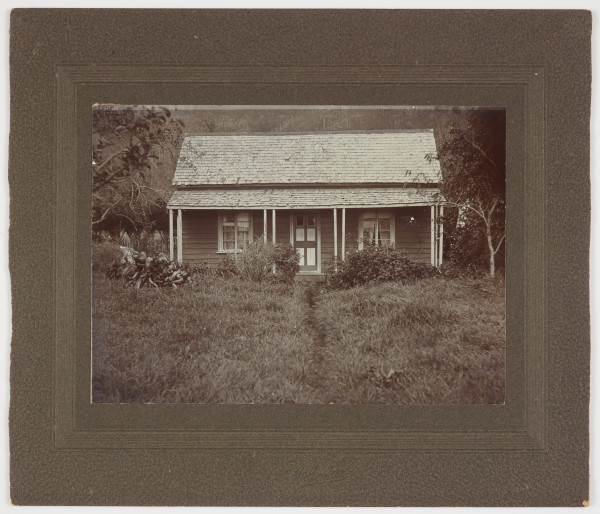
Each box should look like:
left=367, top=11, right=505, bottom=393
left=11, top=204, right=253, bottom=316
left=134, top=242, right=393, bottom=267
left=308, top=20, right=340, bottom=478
left=182, top=129, right=435, bottom=137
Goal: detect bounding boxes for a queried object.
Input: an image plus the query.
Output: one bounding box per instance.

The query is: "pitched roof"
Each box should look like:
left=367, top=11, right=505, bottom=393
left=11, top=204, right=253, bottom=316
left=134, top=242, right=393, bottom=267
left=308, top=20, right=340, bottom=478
left=172, top=130, right=441, bottom=186
left=167, top=187, right=440, bottom=209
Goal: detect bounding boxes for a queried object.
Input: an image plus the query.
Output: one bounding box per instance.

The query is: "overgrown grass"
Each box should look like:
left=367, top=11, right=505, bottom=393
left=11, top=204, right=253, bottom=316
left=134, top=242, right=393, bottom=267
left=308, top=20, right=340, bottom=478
left=92, top=273, right=505, bottom=404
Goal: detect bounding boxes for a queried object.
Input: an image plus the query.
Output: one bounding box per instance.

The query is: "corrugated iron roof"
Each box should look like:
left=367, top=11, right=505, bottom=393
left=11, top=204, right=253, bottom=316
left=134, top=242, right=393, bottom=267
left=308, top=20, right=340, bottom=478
left=172, top=130, right=441, bottom=186
left=167, top=187, right=440, bottom=209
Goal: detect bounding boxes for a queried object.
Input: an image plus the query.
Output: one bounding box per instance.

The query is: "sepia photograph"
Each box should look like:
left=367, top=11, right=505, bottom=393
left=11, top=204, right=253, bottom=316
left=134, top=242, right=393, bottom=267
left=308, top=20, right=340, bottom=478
left=9, top=6, right=592, bottom=506
left=91, top=105, right=506, bottom=405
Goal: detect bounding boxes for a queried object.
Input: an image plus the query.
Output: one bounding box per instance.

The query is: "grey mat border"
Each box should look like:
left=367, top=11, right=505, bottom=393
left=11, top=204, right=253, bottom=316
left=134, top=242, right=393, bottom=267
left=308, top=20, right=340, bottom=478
left=55, top=65, right=544, bottom=451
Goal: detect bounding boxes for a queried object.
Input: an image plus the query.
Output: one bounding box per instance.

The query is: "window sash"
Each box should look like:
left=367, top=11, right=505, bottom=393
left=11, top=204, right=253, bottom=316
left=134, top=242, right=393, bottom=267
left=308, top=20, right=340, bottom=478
left=359, top=210, right=394, bottom=249
left=219, top=211, right=253, bottom=252
left=378, top=218, right=391, bottom=245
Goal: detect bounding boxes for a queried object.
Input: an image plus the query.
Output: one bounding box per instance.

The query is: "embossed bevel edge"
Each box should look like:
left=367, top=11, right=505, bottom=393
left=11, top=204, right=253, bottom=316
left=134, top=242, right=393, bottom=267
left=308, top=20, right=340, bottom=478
left=54, top=64, right=546, bottom=451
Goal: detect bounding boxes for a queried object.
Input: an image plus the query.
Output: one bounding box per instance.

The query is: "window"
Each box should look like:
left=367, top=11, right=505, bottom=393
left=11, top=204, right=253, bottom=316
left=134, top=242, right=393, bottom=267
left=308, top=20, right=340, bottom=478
left=218, top=211, right=253, bottom=252
left=358, top=210, right=395, bottom=249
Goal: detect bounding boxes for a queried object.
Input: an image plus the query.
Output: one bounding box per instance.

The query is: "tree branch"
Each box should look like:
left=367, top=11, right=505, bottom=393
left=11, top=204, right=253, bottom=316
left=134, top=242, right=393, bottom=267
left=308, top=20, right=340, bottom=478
left=92, top=206, right=112, bottom=226
left=92, top=197, right=122, bottom=225
left=93, top=148, right=126, bottom=171
left=441, top=200, right=487, bottom=223
left=464, top=135, right=498, bottom=170
left=93, top=165, right=128, bottom=192
left=486, top=197, right=499, bottom=224
left=115, top=212, right=138, bottom=231
left=494, top=234, right=506, bottom=253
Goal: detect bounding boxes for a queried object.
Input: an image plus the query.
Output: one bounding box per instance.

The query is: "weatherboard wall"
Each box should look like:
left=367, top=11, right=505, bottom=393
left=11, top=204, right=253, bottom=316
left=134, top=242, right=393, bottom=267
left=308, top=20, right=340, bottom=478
left=180, top=206, right=432, bottom=268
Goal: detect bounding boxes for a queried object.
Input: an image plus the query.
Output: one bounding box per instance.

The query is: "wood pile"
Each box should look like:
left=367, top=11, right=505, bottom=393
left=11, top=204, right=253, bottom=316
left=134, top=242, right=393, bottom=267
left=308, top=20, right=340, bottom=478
left=106, top=246, right=190, bottom=288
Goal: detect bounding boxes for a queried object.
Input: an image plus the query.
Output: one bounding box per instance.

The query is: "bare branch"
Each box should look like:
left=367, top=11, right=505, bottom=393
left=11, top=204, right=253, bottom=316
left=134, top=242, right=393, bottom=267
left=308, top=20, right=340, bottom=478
left=464, top=134, right=498, bottom=170
left=486, top=197, right=499, bottom=223
left=93, top=148, right=126, bottom=171
left=441, top=200, right=487, bottom=223
left=494, top=234, right=506, bottom=253
left=130, top=178, right=168, bottom=196
left=92, top=206, right=112, bottom=226
left=115, top=212, right=138, bottom=231
left=471, top=199, right=486, bottom=219
left=93, top=165, right=128, bottom=192
left=92, top=197, right=122, bottom=225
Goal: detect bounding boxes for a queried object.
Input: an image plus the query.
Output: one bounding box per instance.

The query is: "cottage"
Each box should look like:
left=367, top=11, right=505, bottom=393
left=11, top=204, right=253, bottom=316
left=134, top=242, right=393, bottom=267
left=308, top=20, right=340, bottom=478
left=167, top=130, right=444, bottom=278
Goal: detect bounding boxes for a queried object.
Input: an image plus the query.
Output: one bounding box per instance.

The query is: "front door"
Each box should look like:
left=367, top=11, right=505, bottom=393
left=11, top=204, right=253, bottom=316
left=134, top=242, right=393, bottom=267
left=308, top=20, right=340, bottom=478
left=293, top=213, right=318, bottom=271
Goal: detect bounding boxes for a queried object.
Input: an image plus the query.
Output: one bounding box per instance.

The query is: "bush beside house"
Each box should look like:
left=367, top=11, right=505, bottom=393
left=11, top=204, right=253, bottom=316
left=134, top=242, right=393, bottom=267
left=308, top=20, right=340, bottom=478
left=327, top=245, right=440, bottom=289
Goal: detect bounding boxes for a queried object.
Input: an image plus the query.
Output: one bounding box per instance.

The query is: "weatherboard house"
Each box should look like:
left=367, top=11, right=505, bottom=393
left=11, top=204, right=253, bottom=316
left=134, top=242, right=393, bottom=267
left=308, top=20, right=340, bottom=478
left=167, top=130, right=444, bottom=278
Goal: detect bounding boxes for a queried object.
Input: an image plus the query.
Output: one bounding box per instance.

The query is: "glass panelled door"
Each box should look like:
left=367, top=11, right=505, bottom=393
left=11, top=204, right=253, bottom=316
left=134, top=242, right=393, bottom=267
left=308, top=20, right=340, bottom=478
left=294, top=213, right=318, bottom=271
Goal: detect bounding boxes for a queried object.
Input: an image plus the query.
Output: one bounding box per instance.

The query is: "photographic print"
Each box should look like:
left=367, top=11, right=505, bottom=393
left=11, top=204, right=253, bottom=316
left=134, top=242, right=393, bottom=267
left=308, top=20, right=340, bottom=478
left=10, top=9, right=591, bottom=506
left=91, top=105, right=506, bottom=405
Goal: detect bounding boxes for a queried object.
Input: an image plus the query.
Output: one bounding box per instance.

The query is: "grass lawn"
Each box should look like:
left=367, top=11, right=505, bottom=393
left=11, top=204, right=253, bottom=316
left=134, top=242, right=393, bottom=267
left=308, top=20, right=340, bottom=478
left=92, top=271, right=505, bottom=404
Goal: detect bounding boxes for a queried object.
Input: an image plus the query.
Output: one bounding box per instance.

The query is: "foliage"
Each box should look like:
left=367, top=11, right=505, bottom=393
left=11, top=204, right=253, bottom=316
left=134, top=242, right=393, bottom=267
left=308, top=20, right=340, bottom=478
left=99, top=242, right=191, bottom=288
left=270, top=243, right=302, bottom=283
left=439, top=261, right=489, bottom=280
left=216, top=239, right=300, bottom=283
left=327, top=245, right=439, bottom=289
left=216, top=254, right=238, bottom=277
left=435, top=108, right=506, bottom=277
left=92, top=106, right=184, bottom=234
left=441, top=207, right=489, bottom=270
left=179, top=261, right=211, bottom=278
left=233, top=239, right=276, bottom=282
left=92, top=240, right=123, bottom=272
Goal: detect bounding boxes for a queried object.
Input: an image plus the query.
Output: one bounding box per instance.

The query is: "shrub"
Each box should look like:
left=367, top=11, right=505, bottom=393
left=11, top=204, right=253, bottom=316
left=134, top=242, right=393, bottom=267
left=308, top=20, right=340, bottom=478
left=270, top=243, right=301, bottom=283
left=216, top=255, right=238, bottom=277
left=439, top=262, right=489, bottom=280
left=179, top=262, right=210, bottom=285
left=327, top=245, right=439, bottom=289
left=180, top=262, right=210, bottom=276
left=217, top=239, right=300, bottom=283
left=235, top=239, right=276, bottom=282
left=92, top=240, right=122, bottom=272
left=441, top=210, right=505, bottom=276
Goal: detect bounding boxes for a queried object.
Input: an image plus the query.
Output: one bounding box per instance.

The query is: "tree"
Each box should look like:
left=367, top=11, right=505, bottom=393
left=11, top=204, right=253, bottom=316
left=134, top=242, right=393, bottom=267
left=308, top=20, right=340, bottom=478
left=92, top=106, right=184, bottom=235
left=435, top=109, right=506, bottom=277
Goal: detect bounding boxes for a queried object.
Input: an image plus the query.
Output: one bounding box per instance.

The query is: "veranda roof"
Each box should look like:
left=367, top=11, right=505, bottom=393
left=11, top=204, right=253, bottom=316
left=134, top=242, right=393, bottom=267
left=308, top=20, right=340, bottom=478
left=172, top=130, right=441, bottom=186
left=167, top=187, right=440, bottom=210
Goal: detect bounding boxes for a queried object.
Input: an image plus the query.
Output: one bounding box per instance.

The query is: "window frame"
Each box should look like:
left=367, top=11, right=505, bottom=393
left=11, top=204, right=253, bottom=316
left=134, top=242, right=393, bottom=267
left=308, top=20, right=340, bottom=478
left=217, top=211, right=254, bottom=253
left=358, top=209, right=395, bottom=250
